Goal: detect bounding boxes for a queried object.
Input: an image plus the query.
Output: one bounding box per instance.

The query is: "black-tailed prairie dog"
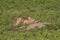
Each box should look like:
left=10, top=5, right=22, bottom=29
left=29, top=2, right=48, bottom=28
left=12, top=17, right=37, bottom=26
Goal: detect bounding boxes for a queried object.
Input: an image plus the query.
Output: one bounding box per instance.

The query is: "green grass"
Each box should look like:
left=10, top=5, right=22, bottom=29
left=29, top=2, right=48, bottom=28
left=0, top=0, right=60, bottom=40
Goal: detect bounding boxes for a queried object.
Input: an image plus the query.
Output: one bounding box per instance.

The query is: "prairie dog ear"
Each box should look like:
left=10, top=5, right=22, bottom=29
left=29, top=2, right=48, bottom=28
left=28, top=17, right=32, bottom=19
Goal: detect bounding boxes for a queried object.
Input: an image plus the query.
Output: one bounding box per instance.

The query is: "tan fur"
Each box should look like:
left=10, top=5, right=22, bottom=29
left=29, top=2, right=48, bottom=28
left=26, top=22, right=50, bottom=30
left=12, top=17, right=37, bottom=26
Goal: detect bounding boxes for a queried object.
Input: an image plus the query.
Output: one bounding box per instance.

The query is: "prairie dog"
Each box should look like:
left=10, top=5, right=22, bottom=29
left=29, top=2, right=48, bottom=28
left=12, top=17, right=37, bottom=26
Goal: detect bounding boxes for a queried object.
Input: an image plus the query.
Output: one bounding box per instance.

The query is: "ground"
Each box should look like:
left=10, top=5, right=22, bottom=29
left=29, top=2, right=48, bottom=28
left=0, top=0, right=60, bottom=40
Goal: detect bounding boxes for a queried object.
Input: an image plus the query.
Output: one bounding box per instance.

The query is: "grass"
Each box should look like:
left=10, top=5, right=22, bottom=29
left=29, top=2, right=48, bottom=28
left=0, top=0, right=60, bottom=40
